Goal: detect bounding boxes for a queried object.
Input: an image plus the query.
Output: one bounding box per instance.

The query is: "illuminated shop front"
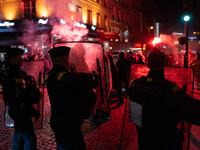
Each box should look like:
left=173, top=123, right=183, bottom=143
left=52, top=21, right=99, bottom=44
left=0, top=20, right=23, bottom=48
left=0, top=18, right=53, bottom=55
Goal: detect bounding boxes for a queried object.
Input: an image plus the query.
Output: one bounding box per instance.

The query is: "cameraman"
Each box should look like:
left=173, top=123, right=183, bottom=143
left=129, top=47, right=200, bottom=149
left=46, top=46, right=96, bottom=150
left=2, top=48, right=39, bottom=150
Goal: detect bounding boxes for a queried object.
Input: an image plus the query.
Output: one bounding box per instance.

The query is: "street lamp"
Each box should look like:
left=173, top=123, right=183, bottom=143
left=181, top=0, right=192, bottom=67
left=183, top=15, right=190, bottom=22
left=182, top=15, right=190, bottom=67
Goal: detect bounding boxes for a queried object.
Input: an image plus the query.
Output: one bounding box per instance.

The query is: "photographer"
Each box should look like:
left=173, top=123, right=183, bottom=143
left=2, top=48, right=40, bottom=150
left=46, top=46, right=97, bottom=150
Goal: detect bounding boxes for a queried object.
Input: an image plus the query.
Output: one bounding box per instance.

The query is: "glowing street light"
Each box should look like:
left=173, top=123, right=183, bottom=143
left=152, top=37, right=161, bottom=45
left=183, top=15, right=190, bottom=22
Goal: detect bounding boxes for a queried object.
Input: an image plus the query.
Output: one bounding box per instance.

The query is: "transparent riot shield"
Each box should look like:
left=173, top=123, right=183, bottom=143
left=120, top=64, right=194, bottom=150
left=54, top=41, right=109, bottom=116
left=4, top=60, right=45, bottom=129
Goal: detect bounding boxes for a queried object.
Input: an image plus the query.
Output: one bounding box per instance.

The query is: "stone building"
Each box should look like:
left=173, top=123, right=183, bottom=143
left=0, top=0, right=162, bottom=53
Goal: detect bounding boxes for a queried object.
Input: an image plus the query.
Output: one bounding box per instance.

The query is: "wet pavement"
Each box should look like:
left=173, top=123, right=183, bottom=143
left=1, top=88, right=200, bottom=150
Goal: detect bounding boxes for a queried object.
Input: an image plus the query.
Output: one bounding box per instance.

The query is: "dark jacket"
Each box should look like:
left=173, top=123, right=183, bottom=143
left=2, top=64, right=26, bottom=105
left=46, top=65, right=96, bottom=123
left=129, top=70, right=200, bottom=149
left=116, top=57, right=131, bottom=79
left=108, top=56, right=119, bottom=87
left=2, top=64, right=39, bottom=122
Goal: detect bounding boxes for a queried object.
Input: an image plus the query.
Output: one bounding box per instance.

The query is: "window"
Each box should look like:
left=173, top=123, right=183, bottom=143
left=104, top=15, right=108, bottom=29
left=24, top=1, right=36, bottom=19
left=104, top=0, right=108, bottom=7
left=87, top=10, right=92, bottom=24
left=115, top=28, right=119, bottom=33
left=123, top=13, right=126, bottom=24
left=97, top=13, right=100, bottom=28
left=76, top=5, right=82, bottom=15
left=112, top=7, right=115, bottom=20
left=127, top=15, right=129, bottom=25
left=118, top=10, right=121, bottom=22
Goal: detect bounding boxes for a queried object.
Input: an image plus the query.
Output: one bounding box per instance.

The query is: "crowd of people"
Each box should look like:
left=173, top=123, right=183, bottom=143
left=2, top=46, right=200, bottom=150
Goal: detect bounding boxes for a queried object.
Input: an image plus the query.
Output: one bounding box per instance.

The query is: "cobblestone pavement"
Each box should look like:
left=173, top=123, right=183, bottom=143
left=0, top=89, right=133, bottom=150
left=1, top=88, right=200, bottom=150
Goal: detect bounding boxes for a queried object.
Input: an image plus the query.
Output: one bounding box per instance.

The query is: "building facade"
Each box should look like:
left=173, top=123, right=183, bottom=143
left=0, top=0, right=161, bottom=53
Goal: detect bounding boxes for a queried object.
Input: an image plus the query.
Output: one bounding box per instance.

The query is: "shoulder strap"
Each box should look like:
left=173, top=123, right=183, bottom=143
left=57, top=71, right=69, bottom=81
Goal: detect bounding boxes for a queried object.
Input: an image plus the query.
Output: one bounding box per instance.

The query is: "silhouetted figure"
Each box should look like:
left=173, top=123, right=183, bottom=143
left=129, top=47, right=200, bottom=149
left=137, top=54, right=146, bottom=64
left=28, top=54, right=37, bottom=61
left=23, top=53, right=28, bottom=62
left=128, top=51, right=136, bottom=65
left=2, top=48, right=40, bottom=150
left=46, top=46, right=97, bottom=150
left=108, top=54, right=124, bottom=105
left=189, top=52, right=200, bottom=90
left=37, top=50, right=44, bottom=60
left=116, top=52, right=131, bottom=92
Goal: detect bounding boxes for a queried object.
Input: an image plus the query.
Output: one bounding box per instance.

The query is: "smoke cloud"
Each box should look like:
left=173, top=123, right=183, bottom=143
left=160, top=34, right=183, bottom=66
left=18, top=0, right=89, bottom=49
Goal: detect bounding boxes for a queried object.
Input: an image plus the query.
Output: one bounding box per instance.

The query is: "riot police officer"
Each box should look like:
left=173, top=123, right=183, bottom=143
left=129, top=47, right=200, bottom=150
left=2, top=48, right=40, bottom=150
left=46, top=46, right=96, bottom=150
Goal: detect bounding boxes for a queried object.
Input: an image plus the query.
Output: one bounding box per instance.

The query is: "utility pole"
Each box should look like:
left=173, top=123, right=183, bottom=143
left=182, top=0, right=191, bottom=67
left=184, top=22, right=189, bottom=67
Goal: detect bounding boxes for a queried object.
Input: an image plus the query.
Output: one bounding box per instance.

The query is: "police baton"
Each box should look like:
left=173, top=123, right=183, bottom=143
left=96, top=58, right=104, bottom=103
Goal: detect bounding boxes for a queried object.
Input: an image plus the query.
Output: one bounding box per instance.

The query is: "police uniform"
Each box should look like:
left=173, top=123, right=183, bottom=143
left=46, top=47, right=96, bottom=150
left=129, top=49, right=200, bottom=150
left=2, top=48, right=39, bottom=150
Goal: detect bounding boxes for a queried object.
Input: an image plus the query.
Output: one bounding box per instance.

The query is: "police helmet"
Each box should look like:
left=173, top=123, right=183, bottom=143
left=147, top=47, right=166, bottom=70
left=6, top=48, right=24, bottom=61
left=48, top=46, right=71, bottom=58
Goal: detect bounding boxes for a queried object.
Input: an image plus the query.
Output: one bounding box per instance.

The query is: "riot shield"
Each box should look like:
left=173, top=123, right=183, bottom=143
left=53, top=41, right=109, bottom=116
left=120, top=64, right=194, bottom=150
left=4, top=60, right=45, bottom=129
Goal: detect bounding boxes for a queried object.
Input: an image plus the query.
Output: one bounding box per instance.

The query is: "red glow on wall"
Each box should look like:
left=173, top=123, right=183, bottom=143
left=135, top=43, right=141, bottom=48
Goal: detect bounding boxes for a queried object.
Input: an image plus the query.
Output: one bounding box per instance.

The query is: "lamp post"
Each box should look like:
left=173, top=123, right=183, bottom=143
left=183, top=15, right=190, bottom=67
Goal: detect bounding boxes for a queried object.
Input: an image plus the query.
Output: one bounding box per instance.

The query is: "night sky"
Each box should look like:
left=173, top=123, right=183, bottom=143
left=154, top=0, right=184, bottom=34
left=155, top=0, right=199, bottom=35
